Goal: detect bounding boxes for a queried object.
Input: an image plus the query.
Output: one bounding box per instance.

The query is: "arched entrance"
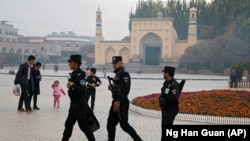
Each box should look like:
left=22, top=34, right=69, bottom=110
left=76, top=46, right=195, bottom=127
left=119, top=47, right=130, bottom=64
left=140, top=32, right=162, bottom=65
left=105, top=47, right=116, bottom=63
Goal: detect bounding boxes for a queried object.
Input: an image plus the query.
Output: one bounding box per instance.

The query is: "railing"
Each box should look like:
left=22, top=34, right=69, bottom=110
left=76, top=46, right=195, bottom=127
left=229, top=81, right=250, bottom=88
left=129, top=104, right=250, bottom=125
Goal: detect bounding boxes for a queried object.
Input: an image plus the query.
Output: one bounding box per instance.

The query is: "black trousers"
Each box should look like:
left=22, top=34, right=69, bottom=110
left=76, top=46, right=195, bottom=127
left=29, top=93, right=38, bottom=107
left=161, top=109, right=178, bottom=141
left=107, top=101, right=141, bottom=141
left=18, top=84, right=32, bottom=110
left=86, top=90, right=96, bottom=110
left=62, top=106, right=95, bottom=141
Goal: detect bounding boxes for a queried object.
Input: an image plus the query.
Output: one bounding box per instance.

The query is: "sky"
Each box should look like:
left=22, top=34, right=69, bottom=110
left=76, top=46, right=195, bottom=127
left=0, top=0, right=211, bottom=40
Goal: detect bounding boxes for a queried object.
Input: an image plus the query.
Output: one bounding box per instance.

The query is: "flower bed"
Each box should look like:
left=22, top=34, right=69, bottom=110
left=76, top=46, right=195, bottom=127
left=131, top=89, right=250, bottom=118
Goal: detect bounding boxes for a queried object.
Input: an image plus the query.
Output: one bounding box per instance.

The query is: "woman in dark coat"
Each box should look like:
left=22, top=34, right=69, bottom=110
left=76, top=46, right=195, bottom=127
left=29, top=62, right=42, bottom=110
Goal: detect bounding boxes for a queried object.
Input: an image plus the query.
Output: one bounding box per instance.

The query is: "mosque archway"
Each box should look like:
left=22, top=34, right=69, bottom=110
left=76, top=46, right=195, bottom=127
left=119, top=47, right=130, bottom=64
left=140, top=32, right=162, bottom=65
left=105, top=47, right=116, bottom=63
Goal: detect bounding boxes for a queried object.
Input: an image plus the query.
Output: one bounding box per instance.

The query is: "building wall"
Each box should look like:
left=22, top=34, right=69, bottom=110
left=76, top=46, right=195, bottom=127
left=0, top=21, right=18, bottom=42
left=130, top=18, right=176, bottom=63
left=175, top=41, right=188, bottom=62
left=95, top=8, right=198, bottom=66
left=96, top=41, right=131, bottom=64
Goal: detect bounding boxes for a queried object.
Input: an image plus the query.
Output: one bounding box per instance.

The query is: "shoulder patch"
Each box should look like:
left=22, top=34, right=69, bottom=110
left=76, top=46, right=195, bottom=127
left=80, top=79, right=86, bottom=85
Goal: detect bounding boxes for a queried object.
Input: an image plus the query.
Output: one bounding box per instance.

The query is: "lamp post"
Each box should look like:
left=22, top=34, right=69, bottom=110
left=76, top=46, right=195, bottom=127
left=0, top=53, right=2, bottom=69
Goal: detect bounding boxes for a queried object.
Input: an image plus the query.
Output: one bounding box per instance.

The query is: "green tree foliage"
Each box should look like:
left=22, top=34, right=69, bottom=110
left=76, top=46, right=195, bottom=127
left=79, top=44, right=95, bottom=60
left=179, top=35, right=250, bottom=72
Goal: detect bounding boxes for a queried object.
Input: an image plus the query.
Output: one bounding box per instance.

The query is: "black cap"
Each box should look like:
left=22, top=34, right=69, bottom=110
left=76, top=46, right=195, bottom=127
left=162, top=66, right=175, bottom=74
left=112, top=56, right=122, bottom=64
left=67, top=54, right=82, bottom=65
left=90, top=67, right=96, bottom=74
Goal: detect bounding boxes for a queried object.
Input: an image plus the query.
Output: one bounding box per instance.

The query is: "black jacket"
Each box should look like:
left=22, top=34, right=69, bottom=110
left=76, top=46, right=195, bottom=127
left=68, top=68, right=87, bottom=107
left=86, top=75, right=101, bottom=92
left=14, top=63, right=34, bottom=89
left=112, top=66, right=131, bottom=103
left=159, top=78, right=180, bottom=110
left=32, top=67, right=41, bottom=94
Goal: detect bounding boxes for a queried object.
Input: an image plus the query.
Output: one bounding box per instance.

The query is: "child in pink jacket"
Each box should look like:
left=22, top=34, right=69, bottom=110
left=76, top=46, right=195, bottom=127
left=51, top=80, right=66, bottom=108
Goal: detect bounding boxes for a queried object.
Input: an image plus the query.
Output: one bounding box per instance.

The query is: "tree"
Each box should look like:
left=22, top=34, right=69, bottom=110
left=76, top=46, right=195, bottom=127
left=79, top=44, right=95, bottom=61
left=4, top=52, right=22, bottom=66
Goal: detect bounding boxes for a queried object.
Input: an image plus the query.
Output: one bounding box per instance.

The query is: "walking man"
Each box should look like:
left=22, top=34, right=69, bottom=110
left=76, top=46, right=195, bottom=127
left=29, top=62, right=42, bottom=110
left=158, top=66, right=180, bottom=141
left=14, top=55, right=35, bottom=112
left=86, top=67, right=102, bottom=112
left=62, top=54, right=95, bottom=141
left=107, top=56, right=143, bottom=141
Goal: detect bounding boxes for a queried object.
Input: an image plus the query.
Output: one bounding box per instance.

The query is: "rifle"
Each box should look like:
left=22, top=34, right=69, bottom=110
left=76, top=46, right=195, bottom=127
left=107, top=75, right=121, bottom=121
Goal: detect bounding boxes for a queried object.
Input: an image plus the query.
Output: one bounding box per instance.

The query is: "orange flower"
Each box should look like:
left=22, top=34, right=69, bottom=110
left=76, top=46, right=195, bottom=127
left=131, top=89, right=250, bottom=117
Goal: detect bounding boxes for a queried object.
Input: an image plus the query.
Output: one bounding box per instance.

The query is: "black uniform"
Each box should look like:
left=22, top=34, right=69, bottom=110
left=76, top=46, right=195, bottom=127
left=159, top=78, right=180, bottom=141
left=29, top=67, right=41, bottom=108
left=107, top=66, right=142, bottom=141
left=62, top=68, right=95, bottom=141
left=86, top=75, right=101, bottom=111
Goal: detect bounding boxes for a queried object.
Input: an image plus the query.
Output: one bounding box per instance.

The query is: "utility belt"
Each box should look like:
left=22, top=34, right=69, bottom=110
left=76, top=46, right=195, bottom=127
left=159, top=95, right=178, bottom=109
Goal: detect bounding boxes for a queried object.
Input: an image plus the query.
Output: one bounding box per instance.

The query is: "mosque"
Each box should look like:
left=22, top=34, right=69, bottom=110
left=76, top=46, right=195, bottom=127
left=94, top=7, right=198, bottom=66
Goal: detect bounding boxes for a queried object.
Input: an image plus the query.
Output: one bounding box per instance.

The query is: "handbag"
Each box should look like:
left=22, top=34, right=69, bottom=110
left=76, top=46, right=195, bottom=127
left=13, top=84, right=21, bottom=96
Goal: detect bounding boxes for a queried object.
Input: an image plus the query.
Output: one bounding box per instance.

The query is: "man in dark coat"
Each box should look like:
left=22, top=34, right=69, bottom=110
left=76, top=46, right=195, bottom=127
left=159, top=66, right=180, bottom=141
left=29, top=62, right=42, bottom=110
left=14, top=55, right=35, bottom=112
left=62, top=54, right=95, bottom=141
left=107, top=56, right=143, bottom=141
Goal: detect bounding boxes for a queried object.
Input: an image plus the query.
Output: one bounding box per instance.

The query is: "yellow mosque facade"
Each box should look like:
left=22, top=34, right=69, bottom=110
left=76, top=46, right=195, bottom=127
left=94, top=7, right=198, bottom=66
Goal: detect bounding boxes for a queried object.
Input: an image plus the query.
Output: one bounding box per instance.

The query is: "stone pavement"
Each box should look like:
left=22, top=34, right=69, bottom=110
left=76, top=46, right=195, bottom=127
left=0, top=70, right=226, bottom=141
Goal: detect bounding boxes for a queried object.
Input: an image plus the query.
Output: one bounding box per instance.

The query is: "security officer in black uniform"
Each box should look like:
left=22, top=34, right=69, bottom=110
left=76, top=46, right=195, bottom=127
left=107, top=56, right=143, bottom=141
left=159, top=66, right=180, bottom=141
left=62, top=54, right=95, bottom=141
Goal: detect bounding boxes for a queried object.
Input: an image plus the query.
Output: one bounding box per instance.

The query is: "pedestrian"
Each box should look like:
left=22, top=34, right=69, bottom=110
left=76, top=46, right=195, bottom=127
left=103, top=66, right=106, bottom=77
left=230, top=68, right=238, bottom=88
left=86, top=67, right=102, bottom=112
left=54, top=64, right=58, bottom=72
left=158, top=66, right=180, bottom=141
left=107, top=56, right=143, bottom=141
left=51, top=80, right=66, bottom=108
left=86, top=66, right=91, bottom=79
left=29, top=62, right=42, bottom=110
left=14, top=55, right=35, bottom=112
left=43, top=64, right=45, bottom=71
left=62, top=54, right=95, bottom=141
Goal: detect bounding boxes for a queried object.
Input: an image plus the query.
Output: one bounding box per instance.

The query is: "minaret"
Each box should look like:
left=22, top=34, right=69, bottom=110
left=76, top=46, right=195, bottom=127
left=187, top=7, right=197, bottom=47
left=95, top=6, right=103, bottom=65
left=95, top=5, right=102, bottom=39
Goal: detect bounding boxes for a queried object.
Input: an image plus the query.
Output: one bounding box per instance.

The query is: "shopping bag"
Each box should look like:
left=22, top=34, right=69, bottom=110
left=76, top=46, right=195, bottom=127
left=13, top=84, right=21, bottom=96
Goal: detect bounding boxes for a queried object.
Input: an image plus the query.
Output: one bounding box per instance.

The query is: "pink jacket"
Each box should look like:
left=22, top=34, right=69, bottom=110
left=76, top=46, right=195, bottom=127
left=51, top=84, right=66, bottom=96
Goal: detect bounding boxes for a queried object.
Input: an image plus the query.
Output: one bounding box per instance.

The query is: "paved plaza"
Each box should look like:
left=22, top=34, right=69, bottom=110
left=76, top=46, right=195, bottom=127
left=0, top=68, right=229, bottom=141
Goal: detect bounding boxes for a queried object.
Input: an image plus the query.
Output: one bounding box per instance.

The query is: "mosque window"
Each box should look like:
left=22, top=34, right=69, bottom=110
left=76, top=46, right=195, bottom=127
left=98, top=15, right=100, bottom=20
left=0, top=30, right=1, bottom=34
left=192, top=13, right=195, bottom=19
left=66, top=42, right=70, bottom=47
left=75, top=43, right=79, bottom=48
